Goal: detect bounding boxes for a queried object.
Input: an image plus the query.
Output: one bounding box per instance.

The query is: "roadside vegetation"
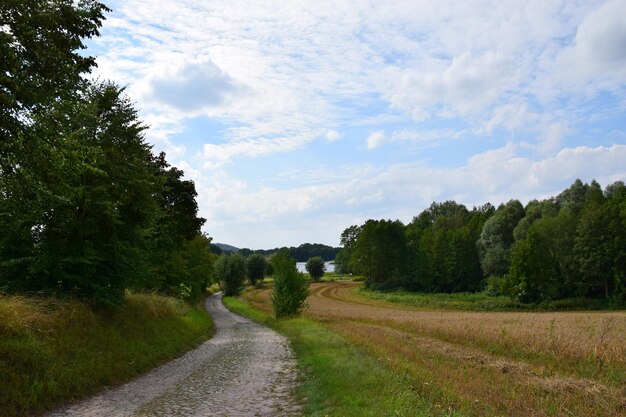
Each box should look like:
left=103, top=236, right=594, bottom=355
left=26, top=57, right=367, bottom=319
left=0, top=292, right=213, bottom=417
left=234, top=281, right=626, bottom=417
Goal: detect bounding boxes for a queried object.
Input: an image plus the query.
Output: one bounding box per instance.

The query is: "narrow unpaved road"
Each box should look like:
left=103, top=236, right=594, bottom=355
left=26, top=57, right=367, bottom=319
left=47, top=293, right=302, bottom=417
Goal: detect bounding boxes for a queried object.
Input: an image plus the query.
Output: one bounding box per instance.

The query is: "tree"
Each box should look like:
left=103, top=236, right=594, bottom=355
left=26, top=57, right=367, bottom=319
left=506, top=210, right=577, bottom=302
left=0, top=83, right=159, bottom=306
left=143, top=152, right=207, bottom=296
left=271, top=249, right=309, bottom=317
left=246, top=254, right=267, bottom=286
left=573, top=181, right=625, bottom=299
left=405, top=201, right=491, bottom=292
left=178, top=234, right=216, bottom=302
left=354, top=219, right=407, bottom=288
left=214, top=254, right=246, bottom=296
left=334, top=225, right=362, bottom=274
left=477, top=200, right=524, bottom=277
left=305, top=256, right=325, bottom=282
left=1, top=0, right=109, bottom=174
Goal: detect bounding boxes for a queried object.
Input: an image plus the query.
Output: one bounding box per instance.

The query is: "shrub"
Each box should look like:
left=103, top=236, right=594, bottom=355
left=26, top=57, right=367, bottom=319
left=305, top=256, right=326, bottom=282
left=271, top=249, right=309, bottom=317
left=246, top=254, right=267, bottom=286
left=214, top=254, right=246, bottom=296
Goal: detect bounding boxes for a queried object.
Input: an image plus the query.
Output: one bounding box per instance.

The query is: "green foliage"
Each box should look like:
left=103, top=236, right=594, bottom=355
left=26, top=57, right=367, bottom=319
left=270, top=249, right=309, bottom=317
left=506, top=210, right=578, bottom=302
left=405, top=202, right=492, bottom=292
left=334, top=224, right=361, bottom=274
left=342, top=179, right=626, bottom=307
left=0, top=3, right=214, bottom=306
left=1, top=83, right=159, bottom=306
left=142, top=154, right=211, bottom=302
left=354, top=219, right=407, bottom=288
left=288, top=243, right=340, bottom=262
left=214, top=254, right=246, bottom=296
left=477, top=200, right=524, bottom=277
left=305, top=256, right=326, bottom=281
left=0, top=0, right=109, bottom=160
left=246, top=254, right=267, bottom=286
left=234, top=243, right=341, bottom=262
left=504, top=180, right=626, bottom=303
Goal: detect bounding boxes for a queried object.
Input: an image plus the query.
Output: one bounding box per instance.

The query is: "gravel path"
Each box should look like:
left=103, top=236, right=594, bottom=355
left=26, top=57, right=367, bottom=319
left=46, top=293, right=302, bottom=417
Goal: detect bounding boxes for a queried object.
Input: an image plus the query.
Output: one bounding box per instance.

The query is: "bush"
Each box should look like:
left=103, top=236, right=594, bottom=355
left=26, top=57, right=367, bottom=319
left=305, top=256, right=326, bottom=282
left=246, top=254, right=268, bottom=286
left=214, top=254, right=246, bottom=296
left=271, top=249, right=309, bottom=317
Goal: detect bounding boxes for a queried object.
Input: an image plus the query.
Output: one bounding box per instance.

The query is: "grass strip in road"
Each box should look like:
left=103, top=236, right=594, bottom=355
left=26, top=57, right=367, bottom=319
left=223, top=296, right=462, bottom=417
left=0, top=292, right=214, bottom=417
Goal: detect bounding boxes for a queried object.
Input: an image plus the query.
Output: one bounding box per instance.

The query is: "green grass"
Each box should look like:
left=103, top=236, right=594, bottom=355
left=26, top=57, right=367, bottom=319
left=223, top=296, right=463, bottom=417
left=358, top=287, right=622, bottom=311
left=0, top=292, right=214, bottom=417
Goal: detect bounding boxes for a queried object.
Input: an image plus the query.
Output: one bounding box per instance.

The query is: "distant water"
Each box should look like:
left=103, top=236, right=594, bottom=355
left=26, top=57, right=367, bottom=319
left=296, top=261, right=335, bottom=273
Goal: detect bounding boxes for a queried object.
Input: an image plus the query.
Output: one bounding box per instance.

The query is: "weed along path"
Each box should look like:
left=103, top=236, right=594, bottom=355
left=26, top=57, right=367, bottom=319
left=46, top=293, right=301, bottom=417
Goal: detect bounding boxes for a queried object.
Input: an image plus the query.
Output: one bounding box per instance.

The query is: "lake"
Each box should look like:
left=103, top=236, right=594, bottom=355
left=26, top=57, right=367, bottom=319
left=296, top=261, right=335, bottom=273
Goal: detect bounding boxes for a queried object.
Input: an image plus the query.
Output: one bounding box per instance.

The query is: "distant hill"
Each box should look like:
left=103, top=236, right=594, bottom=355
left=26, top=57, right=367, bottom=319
left=213, top=243, right=240, bottom=253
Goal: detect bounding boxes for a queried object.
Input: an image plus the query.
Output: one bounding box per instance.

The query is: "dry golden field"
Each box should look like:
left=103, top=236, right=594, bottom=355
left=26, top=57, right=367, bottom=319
left=243, top=281, right=626, bottom=417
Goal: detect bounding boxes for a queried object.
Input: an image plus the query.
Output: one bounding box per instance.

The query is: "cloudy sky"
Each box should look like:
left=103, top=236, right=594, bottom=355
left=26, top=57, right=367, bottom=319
left=87, top=0, right=626, bottom=249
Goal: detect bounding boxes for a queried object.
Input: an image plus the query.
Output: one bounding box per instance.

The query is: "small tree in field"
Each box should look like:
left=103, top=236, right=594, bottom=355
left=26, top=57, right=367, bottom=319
left=305, top=256, right=326, bottom=282
left=246, top=254, right=267, bottom=286
left=214, top=254, right=246, bottom=296
left=271, top=249, right=309, bottom=317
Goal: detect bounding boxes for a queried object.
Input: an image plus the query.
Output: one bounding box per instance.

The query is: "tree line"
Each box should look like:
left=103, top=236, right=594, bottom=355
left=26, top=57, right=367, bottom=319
left=219, top=243, right=340, bottom=262
left=0, top=0, right=214, bottom=306
left=335, top=180, right=626, bottom=304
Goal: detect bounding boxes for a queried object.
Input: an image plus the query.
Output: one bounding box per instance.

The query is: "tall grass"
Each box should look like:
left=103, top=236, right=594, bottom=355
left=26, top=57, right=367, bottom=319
left=0, top=292, right=214, bottom=417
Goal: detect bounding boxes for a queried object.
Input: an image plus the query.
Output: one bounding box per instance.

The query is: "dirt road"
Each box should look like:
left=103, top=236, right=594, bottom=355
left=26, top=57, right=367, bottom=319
left=46, top=293, right=301, bottom=417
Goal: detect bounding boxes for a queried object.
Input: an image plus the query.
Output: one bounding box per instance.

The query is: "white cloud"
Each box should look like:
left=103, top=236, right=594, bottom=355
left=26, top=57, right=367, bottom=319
left=325, top=130, right=342, bottom=142
left=144, top=60, right=246, bottom=113
left=386, top=51, right=521, bottom=119
left=556, top=0, right=626, bottom=83
left=199, top=143, right=626, bottom=247
left=366, top=131, right=387, bottom=149
left=201, top=134, right=314, bottom=169
left=89, top=1, right=626, bottom=247
left=366, top=128, right=464, bottom=149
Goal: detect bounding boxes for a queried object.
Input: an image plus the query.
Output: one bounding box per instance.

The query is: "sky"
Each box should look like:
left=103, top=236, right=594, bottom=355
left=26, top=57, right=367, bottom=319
left=86, top=0, right=626, bottom=249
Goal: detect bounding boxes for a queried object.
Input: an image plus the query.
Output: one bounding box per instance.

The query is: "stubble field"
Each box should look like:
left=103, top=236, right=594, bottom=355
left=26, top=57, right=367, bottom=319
left=243, top=281, right=626, bottom=417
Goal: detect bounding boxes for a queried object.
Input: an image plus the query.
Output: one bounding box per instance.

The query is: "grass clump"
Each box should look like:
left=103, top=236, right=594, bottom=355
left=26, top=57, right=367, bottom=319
left=0, top=292, right=214, bottom=417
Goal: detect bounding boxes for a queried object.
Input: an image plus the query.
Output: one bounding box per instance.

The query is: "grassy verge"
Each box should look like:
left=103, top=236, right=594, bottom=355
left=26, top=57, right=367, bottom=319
left=0, top=292, right=214, bottom=417
left=223, top=296, right=461, bottom=417
left=359, top=287, right=621, bottom=311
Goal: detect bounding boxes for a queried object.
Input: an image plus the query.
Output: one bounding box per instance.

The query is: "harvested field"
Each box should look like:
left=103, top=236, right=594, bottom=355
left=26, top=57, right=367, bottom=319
left=243, top=282, right=626, bottom=417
